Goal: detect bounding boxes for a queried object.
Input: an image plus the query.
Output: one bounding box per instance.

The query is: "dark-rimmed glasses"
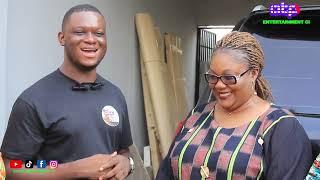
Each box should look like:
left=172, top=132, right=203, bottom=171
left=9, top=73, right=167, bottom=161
left=204, top=69, right=251, bottom=85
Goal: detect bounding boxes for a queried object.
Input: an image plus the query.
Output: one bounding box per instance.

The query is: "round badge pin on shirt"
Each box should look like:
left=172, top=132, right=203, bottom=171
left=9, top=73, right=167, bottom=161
left=102, top=106, right=120, bottom=127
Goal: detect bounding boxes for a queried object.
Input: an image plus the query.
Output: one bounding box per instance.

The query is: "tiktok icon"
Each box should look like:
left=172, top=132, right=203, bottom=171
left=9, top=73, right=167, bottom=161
left=25, top=160, right=34, bottom=168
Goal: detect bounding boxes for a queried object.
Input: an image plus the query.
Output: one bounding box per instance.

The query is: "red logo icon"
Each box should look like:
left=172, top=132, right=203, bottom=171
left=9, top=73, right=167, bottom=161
left=10, top=160, right=22, bottom=168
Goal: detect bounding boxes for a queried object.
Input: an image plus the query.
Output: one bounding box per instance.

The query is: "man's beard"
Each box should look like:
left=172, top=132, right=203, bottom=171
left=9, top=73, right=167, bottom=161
left=66, top=50, right=103, bottom=72
left=70, top=58, right=101, bottom=72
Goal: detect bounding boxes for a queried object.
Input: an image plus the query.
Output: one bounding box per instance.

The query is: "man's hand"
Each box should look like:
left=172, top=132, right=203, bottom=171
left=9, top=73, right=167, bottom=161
left=98, top=153, right=130, bottom=180
left=72, top=152, right=117, bottom=179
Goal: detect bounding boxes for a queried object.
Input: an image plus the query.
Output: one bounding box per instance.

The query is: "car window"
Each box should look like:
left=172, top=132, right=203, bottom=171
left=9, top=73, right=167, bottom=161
left=253, top=34, right=320, bottom=139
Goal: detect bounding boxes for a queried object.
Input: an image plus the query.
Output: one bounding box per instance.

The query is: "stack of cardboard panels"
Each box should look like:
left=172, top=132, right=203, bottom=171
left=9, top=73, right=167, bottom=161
left=164, top=33, right=189, bottom=123
left=135, top=13, right=188, bottom=178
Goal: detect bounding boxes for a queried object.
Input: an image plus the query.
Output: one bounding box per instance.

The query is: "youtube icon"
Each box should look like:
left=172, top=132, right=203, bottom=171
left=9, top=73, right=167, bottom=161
left=10, top=160, right=22, bottom=168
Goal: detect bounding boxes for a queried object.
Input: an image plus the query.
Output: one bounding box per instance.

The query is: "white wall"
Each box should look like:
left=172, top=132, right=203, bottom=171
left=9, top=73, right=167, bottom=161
left=0, top=0, right=8, bottom=142
left=3, top=0, right=196, bottom=154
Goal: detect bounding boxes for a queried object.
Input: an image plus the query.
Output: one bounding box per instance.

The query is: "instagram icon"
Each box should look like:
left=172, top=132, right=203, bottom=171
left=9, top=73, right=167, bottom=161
left=49, top=160, right=58, bottom=169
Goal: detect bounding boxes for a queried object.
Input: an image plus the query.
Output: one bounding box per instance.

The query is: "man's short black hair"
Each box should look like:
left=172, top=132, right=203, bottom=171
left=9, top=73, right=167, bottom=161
left=62, top=4, right=104, bottom=30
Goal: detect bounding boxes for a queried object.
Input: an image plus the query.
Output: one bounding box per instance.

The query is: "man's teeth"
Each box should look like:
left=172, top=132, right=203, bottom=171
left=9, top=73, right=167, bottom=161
left=82, top=48, right=96, bottom=51
left=219, top=92, right=230, bottom=97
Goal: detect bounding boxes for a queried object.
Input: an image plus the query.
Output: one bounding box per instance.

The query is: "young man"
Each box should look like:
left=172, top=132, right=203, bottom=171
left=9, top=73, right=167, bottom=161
left=1, top=4, right=134, bottom=180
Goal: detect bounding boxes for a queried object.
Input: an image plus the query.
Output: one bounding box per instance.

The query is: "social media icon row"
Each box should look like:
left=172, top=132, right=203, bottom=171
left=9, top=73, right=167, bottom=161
left=10, top=160, right=58, bottom=169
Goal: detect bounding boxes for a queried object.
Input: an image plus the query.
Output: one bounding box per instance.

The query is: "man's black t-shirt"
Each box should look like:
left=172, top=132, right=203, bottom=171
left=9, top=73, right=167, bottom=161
left=1, top=69, right=133, bottom=163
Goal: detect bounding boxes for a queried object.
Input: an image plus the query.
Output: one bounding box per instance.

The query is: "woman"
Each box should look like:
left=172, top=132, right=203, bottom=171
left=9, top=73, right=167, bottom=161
left=305, top=153, right=320, bottom=179
left=156, top=31, right=312, bottom=180
left=0, top=153, right=5, bottom=180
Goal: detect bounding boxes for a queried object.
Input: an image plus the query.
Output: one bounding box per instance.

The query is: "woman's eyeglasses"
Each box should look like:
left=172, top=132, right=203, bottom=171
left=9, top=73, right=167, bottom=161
left=204, top=69, right=251, bottom=85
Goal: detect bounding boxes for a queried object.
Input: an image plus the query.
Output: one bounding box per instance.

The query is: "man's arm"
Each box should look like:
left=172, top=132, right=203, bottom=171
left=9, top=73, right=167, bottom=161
left=3, top=153, right=117, bottom=180
left=96, top=92, right=133, bottom=180
left=118, top=148, right=130, bottom=158
left=98, top=148, right=131, bottom=180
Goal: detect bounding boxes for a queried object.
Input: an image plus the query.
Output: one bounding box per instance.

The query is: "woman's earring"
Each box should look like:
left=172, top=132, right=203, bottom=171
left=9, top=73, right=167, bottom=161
left=252, top=81, right=257, bottom=95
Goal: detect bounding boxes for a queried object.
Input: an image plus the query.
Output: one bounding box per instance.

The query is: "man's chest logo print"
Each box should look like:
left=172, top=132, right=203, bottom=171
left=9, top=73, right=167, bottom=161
left=102, top=105, right=119, bottom=126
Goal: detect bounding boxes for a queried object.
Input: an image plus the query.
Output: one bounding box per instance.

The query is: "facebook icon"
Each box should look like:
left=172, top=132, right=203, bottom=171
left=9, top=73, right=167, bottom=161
left=37, top=160, right=47, bottom=168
